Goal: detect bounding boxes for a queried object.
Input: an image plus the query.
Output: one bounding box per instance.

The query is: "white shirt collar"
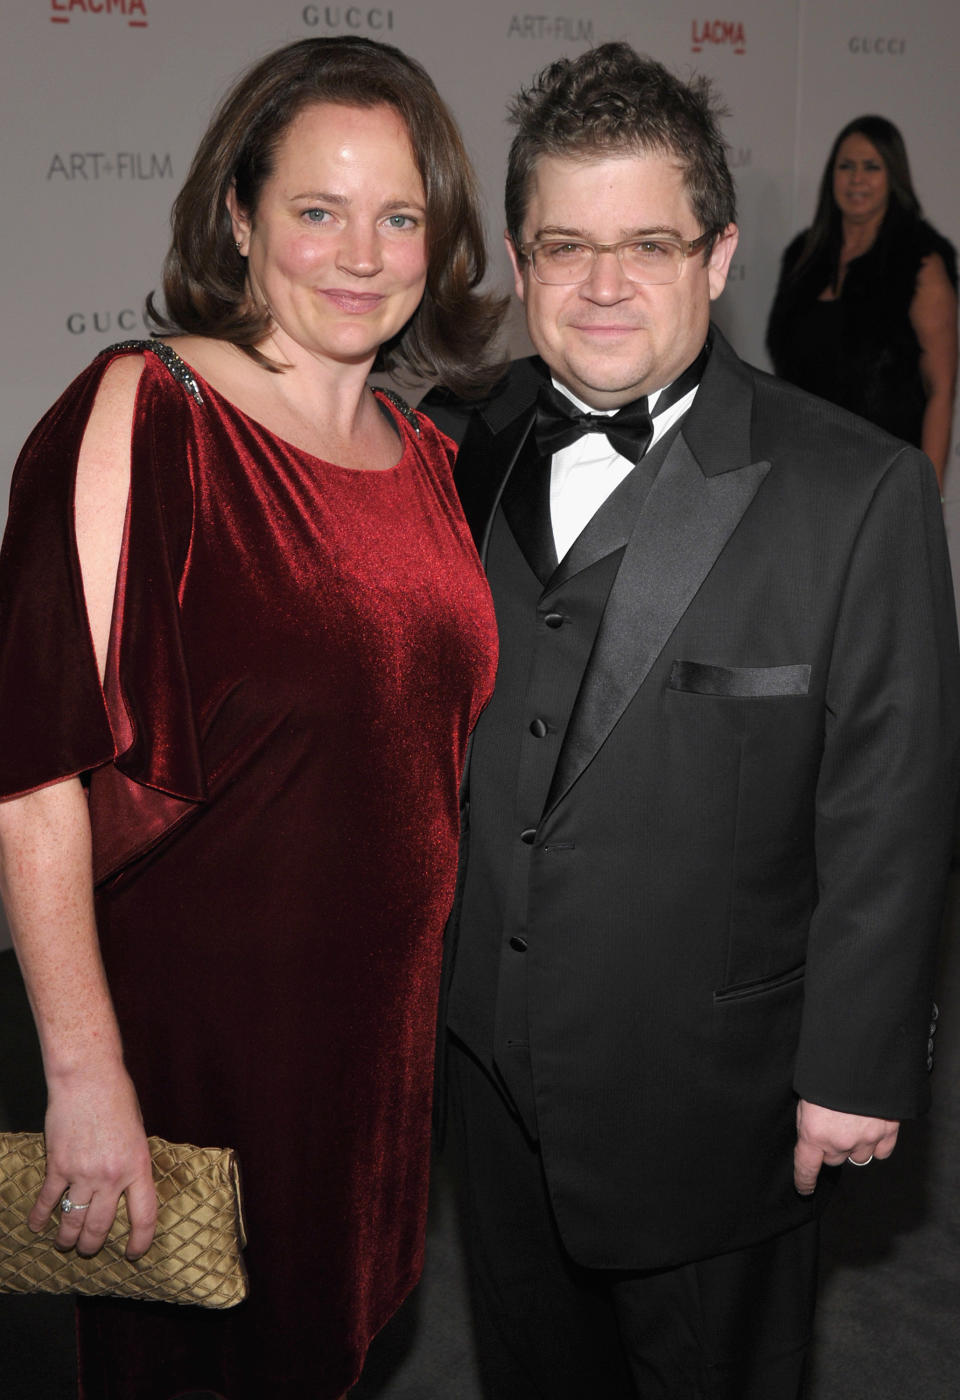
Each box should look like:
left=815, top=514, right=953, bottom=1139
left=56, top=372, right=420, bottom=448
left=545, top=374, right=699, bottom=561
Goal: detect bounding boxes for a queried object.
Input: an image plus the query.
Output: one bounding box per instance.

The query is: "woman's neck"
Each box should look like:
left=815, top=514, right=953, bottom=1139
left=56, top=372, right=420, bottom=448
left=161, top=334, right=402, bottom=471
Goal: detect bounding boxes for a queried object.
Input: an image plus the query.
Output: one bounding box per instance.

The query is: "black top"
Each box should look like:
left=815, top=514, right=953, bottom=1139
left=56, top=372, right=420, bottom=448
left=766, top=214, right=957, bottom=447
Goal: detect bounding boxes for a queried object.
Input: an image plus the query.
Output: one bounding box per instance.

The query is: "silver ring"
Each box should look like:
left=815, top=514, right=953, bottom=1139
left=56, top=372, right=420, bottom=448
left=60, top=1193, right=91, bottom=1214
left=846, top=1154, right=874, bottom=1167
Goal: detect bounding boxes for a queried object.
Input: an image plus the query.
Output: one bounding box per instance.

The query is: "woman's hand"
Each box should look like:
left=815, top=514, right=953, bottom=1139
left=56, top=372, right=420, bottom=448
left=30, top=1066, right=157, bottom=1260
left=0, top=777, right=155, bottom=1260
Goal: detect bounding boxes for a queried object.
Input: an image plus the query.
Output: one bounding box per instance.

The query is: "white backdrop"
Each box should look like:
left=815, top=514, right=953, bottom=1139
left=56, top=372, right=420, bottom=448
left=1, top=0, right=958, bottom=947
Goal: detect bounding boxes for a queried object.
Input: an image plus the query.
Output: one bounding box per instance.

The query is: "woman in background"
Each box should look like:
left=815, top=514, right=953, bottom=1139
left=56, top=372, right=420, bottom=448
left=767, top=115, right=957, bottom=485
left=0, top=36, right=501, bottom=1400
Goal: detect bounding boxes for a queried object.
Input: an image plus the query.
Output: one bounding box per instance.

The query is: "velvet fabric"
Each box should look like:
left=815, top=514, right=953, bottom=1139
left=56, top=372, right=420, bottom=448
left=0, top=343, right=497, bottom=1399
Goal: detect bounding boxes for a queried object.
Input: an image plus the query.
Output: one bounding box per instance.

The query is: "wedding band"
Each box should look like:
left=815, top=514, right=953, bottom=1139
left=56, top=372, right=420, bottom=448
left=846, top=1154, right=873, bottom=1167
left=60, top=1193, right=91, bottom=1214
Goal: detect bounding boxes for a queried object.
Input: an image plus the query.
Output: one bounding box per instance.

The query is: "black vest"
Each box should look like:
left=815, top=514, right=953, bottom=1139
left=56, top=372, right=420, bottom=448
left=451, top=421, right=682, bottom=1131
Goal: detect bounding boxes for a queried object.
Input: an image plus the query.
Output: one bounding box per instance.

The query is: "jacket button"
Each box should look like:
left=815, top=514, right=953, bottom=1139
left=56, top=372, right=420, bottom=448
left=509, top=936, right=528, bottom=952
left=520, top=827, right=536, bottom=845
left=529, top=718, right=549, bottom=737
left=927, top=1055, right=934, bottom=1071
left=544, top=612, right=564, bottom=628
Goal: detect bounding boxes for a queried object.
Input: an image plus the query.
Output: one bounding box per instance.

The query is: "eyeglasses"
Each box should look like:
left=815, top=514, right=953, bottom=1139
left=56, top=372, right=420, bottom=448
left=519, top=230, right=716, bottom=286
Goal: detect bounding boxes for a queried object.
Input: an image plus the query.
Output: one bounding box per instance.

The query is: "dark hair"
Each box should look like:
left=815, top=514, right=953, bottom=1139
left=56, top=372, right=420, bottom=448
left=148, top=37, right=504, bottom=395
left=504, top=42, right=736, bottom=256
left=791, top=115, right=921, bottom=287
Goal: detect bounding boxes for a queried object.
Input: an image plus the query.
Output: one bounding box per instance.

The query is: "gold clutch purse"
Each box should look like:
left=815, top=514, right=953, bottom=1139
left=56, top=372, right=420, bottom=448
left=0, top=1132, right=248, bottom=1309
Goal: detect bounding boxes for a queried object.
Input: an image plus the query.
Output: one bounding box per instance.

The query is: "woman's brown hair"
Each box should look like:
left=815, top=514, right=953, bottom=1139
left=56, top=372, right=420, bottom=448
left=148, top=37, right=504, bottom=395
left=788, top=115, right=922, bottom=290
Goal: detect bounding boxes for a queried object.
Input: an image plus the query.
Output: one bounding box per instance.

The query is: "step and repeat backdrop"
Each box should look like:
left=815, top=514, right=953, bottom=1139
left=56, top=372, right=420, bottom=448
left=0, top=0, right=957, bottom=947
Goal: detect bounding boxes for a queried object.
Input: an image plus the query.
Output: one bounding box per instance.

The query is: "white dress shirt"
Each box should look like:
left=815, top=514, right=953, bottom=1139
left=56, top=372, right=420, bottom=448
left=548, top=379, right=698, bottom=561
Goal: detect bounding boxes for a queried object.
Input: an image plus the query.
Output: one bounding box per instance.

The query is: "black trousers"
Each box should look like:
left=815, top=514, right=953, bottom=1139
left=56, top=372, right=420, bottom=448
left=446, top=1038, right=819, bottom=1400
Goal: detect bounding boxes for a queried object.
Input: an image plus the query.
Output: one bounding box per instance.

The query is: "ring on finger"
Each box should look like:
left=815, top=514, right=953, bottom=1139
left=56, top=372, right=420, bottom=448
left=60, top=1193, right=91, bottom=1214
left=846, top=1154, right=874, bottom=1167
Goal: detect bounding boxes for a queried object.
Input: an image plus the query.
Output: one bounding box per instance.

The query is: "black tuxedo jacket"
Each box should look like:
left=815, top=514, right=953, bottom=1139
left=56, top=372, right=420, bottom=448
left=423, top=329, right=960, bottom=1269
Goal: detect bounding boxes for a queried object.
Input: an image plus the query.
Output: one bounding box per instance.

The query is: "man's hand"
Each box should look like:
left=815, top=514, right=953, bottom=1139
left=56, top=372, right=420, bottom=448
left=793, top=1099, right=899, bottom=1195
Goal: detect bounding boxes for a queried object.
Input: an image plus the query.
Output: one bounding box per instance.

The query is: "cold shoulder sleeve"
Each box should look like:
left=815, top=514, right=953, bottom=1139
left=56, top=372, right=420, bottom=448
left=0, top=363, right=119, bottom=791
left=0, top=344, right=207, bottom=883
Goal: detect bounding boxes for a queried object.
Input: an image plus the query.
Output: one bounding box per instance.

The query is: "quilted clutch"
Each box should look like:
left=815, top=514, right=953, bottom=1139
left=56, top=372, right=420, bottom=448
left=0, top=1132, right=248, bottom=1308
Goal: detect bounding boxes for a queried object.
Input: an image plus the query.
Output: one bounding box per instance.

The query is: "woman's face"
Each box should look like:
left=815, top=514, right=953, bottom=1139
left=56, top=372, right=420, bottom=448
left=229, top=101, right=428, bottom=368
left=832, top=133, right=889, bottom=227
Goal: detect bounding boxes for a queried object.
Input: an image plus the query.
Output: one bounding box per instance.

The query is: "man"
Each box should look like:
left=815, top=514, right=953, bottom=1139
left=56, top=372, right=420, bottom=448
left=423, top=44, right=960, bottom=1399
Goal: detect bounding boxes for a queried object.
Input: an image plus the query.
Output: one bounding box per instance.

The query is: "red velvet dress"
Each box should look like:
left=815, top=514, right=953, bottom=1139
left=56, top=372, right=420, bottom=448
left=0, top=342, right=497, bottom=1399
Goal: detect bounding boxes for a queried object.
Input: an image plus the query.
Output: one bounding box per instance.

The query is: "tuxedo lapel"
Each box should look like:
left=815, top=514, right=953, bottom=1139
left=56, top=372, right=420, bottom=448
left=546, top=418, right=683, bottom=592
left=544, top=332, right=771, bottom=815
left=494, top=397, right=682, bottom=594
left=450, top=357, right=547, bottom=562
left=455, top=411, right=533, bottom=561
left=501, top=434, right=558, bottom=585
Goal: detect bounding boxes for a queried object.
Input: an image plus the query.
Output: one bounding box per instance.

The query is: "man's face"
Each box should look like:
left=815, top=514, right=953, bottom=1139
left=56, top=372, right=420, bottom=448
left=507, top=151, right=738, bottom=409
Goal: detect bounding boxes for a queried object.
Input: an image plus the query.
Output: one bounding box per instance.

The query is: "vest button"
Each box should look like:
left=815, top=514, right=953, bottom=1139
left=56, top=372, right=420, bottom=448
left=529, top=718, right=548, bottom=738
left=509, top=936, right=528, bottom=953
left=544, top=612, right=565, bottom=629
left=520, top=828, right=536, bottom=845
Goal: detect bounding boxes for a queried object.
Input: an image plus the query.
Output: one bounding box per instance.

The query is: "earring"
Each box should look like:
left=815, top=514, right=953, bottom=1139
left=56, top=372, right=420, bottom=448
left=235, top=241, right=245, bottom=255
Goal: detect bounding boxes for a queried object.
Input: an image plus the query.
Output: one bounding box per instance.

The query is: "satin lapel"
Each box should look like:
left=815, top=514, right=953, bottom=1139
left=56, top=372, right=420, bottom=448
left=546, top=418, right=683, bottom=592
left=544, top=334, right=770, bottom=814
left=453, top=359, right=544, bottom=564
left=501, top=434, right=557, bottom=585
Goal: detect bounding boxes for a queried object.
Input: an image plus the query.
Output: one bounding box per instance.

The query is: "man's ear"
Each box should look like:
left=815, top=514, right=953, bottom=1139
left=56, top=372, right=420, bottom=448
left=707, top=223, right=739, bottom=300
left=504, top=231, right=526, bottom=303
left=226, top=184, right=252, bottom=257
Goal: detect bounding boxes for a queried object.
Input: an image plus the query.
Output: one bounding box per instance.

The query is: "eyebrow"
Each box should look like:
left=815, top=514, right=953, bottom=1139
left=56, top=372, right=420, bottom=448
left=289, top=189, right=348, bottom=205
left=532, top=223, right=685, bottom=241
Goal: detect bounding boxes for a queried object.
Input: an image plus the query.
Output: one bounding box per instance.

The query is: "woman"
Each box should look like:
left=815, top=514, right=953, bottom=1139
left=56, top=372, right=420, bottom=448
left=767, top=115, right=957, bottom=485
left=0, top=36, right=502, bottom=1400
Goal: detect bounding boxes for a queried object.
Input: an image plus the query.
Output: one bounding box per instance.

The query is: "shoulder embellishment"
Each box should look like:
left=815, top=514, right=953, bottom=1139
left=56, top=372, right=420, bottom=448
left=105, top=340, right=204, bottom=406
left=375, top=386, right=421, bottom=436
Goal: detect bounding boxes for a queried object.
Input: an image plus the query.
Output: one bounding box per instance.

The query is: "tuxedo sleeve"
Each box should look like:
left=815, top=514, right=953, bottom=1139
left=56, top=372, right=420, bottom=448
left=793, top=446, right=960, bottom=1118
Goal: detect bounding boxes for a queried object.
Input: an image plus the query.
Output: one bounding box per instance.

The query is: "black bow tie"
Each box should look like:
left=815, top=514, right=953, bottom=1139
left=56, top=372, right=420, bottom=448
left=534, top=339, right=711, bottom=466
left=535, top=388, right=653, bottom=464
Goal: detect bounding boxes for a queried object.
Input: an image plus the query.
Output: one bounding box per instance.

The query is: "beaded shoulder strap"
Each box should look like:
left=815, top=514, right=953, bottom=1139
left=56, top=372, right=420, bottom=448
left=375, top=386, right=421, bottom=436
left=105, top=339, right=204, bottom=406
left=105, top=345, right=421, bottom=434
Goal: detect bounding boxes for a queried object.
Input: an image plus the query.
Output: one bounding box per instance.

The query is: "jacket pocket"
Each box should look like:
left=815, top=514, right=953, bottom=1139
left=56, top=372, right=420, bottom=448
left=668, top=661, right=811, bottom=698
left=713, top=962, right=806, bottom=1004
